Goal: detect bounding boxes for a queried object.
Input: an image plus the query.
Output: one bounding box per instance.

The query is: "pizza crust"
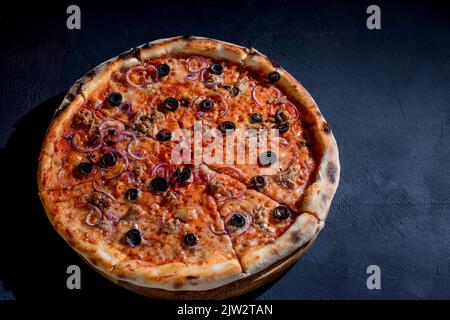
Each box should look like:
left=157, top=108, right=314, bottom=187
left=38, top=36, right=339, bottom=293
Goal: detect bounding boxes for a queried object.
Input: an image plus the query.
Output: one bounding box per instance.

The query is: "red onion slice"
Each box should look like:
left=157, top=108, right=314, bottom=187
left=125, top=64, right=158, bottom=90
left=151, top=162, right=174, bottom=179
left=252, top=85, right=282, bottom=107
left=99, top=120, right=125, bottom=132
left=209, top=223, right=227, bottom=236
left=285, top=101, right=300, bottom=123
left=71, top=130, right=102, bottom=153
left=214, top=166, right=244, bottom=182
left=186, top=56, right=209, bottom=73
left=85, top=204, right=102, bottom=227
left=105, top=208, right=121, bottom=223
left=127, top=136, right=153, bottom=160
left=92, top=181, right=115, bottom=200
left=224, top=212, right=252, bottom=237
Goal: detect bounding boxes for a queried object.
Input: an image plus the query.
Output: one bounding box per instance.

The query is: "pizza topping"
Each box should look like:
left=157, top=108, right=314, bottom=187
left=258, top=151, right=277, bottom=167
left=152, top=162, right=175, bottom=180
left=251, top=175, right=268, bottom=191
left=219, top=121, right=236, bottom=135
left=200, top=68, right=222, bottom=86
left=224, top=212, right=252, bottom=236
left=88, top=192, right=112, bottom=210
left=156, top=129, right=172, bottom=142
left=161, top=97, right=179, bottom=112
left=180, top=98, right=191, bottom=107
left=125, top=229, right=142, bottom=247
left=200, top=99, right=214, bottom=111
left=108, top=92, right=123, bottom=107
left=209, top=63, right=224, bottom=75
left=174, top=208, right=197, bottom=222
left=125, top=188, right=140, bottom=203
left=251, top=112, right=263, bottom=123
left=85, top=204, right=102, bottom=227
left=131, top=111, right=164, bottom=137
left=125, top=65, right=159, bottom=90
left=278, top=122, right=290, bottom=134
left=275, top=108, right=291, bottom=124
left=186, top=56, right=209, bottom=73
left=230, top=86, right=240, bottom=97
left=150, top=177, right=169, bottom=192
left=72, top=109, right=95, bottom=130
left=71, top=131, right=102, bottom=153
left=230, top=213, right=246, bottom=227
left=252, top=85, right=282, bottom=106
left=157, top=63, right=171, bottom=77
left=162, top=218, right=183, bottom=234
left=127, top=136, right=155, bottom=160
left=273, top=205, right=291, bottom=220
left=76, top=162, right=93, bottom=176
left=121, top=206, right=141, bottom=221
left=253, top=206, right=274, bottom=233
left=175, top=167, right=192, bottom=183
left=99, top=152, right=117, bottom=168
left=183, top=233, right=199, bottom=247
left=268, top=71, right=281, bottom=83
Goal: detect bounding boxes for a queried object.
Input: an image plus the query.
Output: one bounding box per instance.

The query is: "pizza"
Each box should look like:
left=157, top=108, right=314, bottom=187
left=38, top=36, right=340, bottom=296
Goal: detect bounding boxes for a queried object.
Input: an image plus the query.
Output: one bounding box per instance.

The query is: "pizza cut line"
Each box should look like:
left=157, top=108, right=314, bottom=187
left=38, top=36, right=340, bottom=293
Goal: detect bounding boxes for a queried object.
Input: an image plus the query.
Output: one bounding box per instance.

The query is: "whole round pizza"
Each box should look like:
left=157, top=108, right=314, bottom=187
left=38, top=36, right=339, bottom=298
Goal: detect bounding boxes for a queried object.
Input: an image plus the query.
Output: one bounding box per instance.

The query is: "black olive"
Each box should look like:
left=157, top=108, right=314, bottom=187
left=258, top=151, right=277, bottom=167
left=251, top=113, right=263, bottom=123
left=209, top=63, right=224, bottom=75
left=231, top=214, right=246, bottom=228
left=125, top=229, right=141, bottom=247
left=222, top=85, right=231, bottom=91
left=180, top=98, right=191, bottom=107
left=275, top=109, right=290, bottom=123
left=183, top=233, right=199, bottom=247
left=273, top=205, right=291, bottom=220
left=99, top=152, right=117, bottom=168
left=156, top=129, right=172, bottom=142
left=77, top=162, right=93, bottom=175
left=200, top=99, right=214, bottom=111
left=177, top=167, right=192, bottom=183
left=161, top=97, right=179, bottom=112
left=173, top=167, right=181, bottom=178
left=230, top=87, right=240, bottom=97
left=125, top=188, right=140, bottom=203
left=150, top=177, right=169, bottom=192
left=252, top=175, right=268, bottom=191
left=108, top=92, right=122, bottom=106
left=268, top=71, right=280, bottom=83
left=220, top=121, right=236, bottom=135
left=278, top=122, right=290, bottom=134
left=157, top=64, right=170, bottom=77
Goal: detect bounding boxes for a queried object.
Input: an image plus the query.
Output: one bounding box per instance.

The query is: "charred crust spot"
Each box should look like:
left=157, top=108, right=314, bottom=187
left=119, top=47, right=140, bottom=59
left=182, top=34, right=193, bottom=40
left=186, top=275, right=199, bottom=280
left=66, top=93, right=75, bottom=102
left=173, top=281, right=184, bottom=289
left=326, top=161, right=337, bottom=184
left=322, top=122, right=332, bottom=134
left=290, top=232, right=301, bottom=243
left=54, top=102, right=70, bottom=118
left=269, top=58, right=280, bottom=68
left=249, top=48, right=258, bottom=56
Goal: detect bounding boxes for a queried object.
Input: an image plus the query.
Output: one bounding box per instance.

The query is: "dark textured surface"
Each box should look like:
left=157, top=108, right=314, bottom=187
left=1, top=0, right=449, bottom=300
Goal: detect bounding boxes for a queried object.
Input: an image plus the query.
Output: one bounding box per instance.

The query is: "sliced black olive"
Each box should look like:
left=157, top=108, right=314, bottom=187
left=125, top=188, right=140, bottom=203
left=125, top=229, right=141, bottom=247
left=173, top=167, right=181, bottom=178
left=183, top=233, right=199, bottom=247
left=77, top=162, right=93, bottom=175
left=273, top=205, right=291, bottom=220
left=156, top=129, right=172, bottom=142
left=150, top=177, right=169, bottom=192
left=258, top=151, right=277, bottom=167
left=278, top=122, right=290, bottom=134
left=108, top=92, right=122, bottom=106
left=230, top=87, right=240, bottom=97
left=222, top=85, right=231, bottom=91
left=161, top=97, right=179, bottom=112
left=99, top=152, right=117, bottom=168
left=200, top=99, right=214, bottom=111
left=251, top=113, right=263, bottom=123
left=275, top=109, right=290, bottom=123
left=180, top=98, right=191, bottom=107
left=231, top=214, right=246, bottom=228
left=157, top=63, right=170, bottom=77
left=220, top=121, right=236, bottom=135
left=177, top=167, right=192, bottom=183
left=252, top=175, right=268, bottom=191
left=268, top=71, right=280, bottom=83
left=209, top=63, right=224, bottom=75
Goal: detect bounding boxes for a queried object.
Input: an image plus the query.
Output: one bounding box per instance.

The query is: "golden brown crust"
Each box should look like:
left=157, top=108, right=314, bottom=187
left=37, top=35, right=339, bottom=293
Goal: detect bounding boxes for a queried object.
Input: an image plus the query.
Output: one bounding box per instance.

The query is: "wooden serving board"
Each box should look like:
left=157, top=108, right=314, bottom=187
left=83, top=238, right=315, bottom=300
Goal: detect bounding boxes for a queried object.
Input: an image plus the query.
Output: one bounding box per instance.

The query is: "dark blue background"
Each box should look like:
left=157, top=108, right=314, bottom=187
left=1, top=0, right=449, bottom=300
